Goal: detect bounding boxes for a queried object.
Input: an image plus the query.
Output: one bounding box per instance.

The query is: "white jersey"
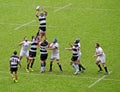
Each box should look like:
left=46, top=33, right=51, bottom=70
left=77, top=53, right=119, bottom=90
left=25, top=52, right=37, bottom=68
left=50, top=43, right=59, bottom=54
left=96, top=47, right=106, bottom=63
left=21, top=41, right=31, bottom=52
left=77, top=43, right=82, bottom=60
left=96, top=47, right=105, bottom=57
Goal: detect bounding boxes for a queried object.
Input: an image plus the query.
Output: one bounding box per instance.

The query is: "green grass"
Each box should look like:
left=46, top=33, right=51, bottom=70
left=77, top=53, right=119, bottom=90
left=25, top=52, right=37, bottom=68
left=0, top=0, right=120, bottom=92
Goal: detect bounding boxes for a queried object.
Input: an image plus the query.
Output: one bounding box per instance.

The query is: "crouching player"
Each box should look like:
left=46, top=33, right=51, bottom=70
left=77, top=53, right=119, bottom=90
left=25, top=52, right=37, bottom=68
left=10, top=51, right=21, bottom=83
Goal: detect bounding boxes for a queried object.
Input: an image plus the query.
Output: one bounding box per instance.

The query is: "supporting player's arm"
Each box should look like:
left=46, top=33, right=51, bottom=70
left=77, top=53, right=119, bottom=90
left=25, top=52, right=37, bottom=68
left=19, top=41, right=24, bottom=46
left=48, top=47, right=57, bottom=50
left=65, top=48, right=72, bottom=50
left=42, top=7, right=47, bottom=16
left=36, top=11, right=39, bottom=17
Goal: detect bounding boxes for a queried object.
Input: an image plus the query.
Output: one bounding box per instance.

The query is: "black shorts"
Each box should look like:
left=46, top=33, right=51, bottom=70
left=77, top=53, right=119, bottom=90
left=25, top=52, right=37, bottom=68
left=29, top=51, right=36, bottom=58
left=10, top=68, right=18, bottom=72
left=71, top=56, right=78, bottom=61
left=39, top=27, right=46, bottom=32
left=40, top=54, right=48, bottom=61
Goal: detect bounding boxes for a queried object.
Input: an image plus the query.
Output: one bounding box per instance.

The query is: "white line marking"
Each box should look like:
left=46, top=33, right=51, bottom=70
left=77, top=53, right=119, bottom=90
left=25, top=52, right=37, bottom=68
left=88, top=71, right=112, bottom=88
left=0, top=22, right=58, bottom=28
left=54, top=3, right=72, bottom=12
left=0, top=71, right=119, bottom=82
left=14, top=20, right=35, bottom=30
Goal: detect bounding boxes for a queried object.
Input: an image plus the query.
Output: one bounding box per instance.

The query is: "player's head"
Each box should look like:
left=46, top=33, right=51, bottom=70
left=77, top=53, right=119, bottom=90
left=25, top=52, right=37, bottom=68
left=96, top=43, right=100, bottom=48
left=13, top=51, right=17, bottom=55
left=75, top=38, right=80, bottom=44
left=24, top=36, right=28, bottom=41
left=53, top=38, right=57, bottom=43
left=40, top=11, right=44, bottom=16
left=32, top=36, right=35, bottom=40
left=43, top=40, right=48, bottom=45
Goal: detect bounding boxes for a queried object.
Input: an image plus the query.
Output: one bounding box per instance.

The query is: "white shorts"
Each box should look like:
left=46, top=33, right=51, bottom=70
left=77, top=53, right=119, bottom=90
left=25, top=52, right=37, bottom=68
left=97, top=56, right=106, bottom=63
left=51, top=53, right=60, bottom=60
left=20, top=50, right=29, bottom=57
left=40, top=30, right=46, bottom=34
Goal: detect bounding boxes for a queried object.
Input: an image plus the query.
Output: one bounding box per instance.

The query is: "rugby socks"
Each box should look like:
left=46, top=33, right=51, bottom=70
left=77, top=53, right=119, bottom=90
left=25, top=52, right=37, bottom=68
left=49, top=62, right=52, bottom=71
left=72, top=64, right=76, bottom=69
left=74, top=64, right=79, bottom=72
left=41, top=64, right=45, bottom=72
left=27, top=64, right=29, bottom=69
left=58, top=64, right=63, bottom=71
left=98, top=64, right=102, bottom=71
left=78, top=64, right=85, bottom=71
left=104, top=67, right=108, bottom=73
left=30, top=59, right=35, bottom=68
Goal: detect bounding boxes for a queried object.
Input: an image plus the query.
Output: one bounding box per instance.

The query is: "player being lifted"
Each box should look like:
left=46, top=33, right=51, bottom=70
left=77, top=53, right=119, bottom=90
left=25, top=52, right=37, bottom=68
left=10, top=51, right=21, bottom=83
left=66, top=40, right=80, bottom=75
left=48, top=38, right=63, bottom=72
left=69, top=39, right=85, bottom=72
left=36, top=6, right=48, bottom=42
left=26, top=36, right=38, bottom=72
left=93, top=43, right=109, bottom=75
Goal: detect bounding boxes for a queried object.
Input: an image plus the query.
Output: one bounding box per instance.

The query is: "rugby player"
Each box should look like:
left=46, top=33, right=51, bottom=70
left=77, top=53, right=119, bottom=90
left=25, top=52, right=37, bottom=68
left=10, top=51, right=21, bottom=82
left=93, top=43, right=109, bottom=75
left=48, top=38, right=63, bottom=72
left=26, top=36, right=38, bottom=72
left=36, top=7, right=48, bottom=42
left=39, top=40, right=48, bottom=73
left=19, top=36, right=31, bottom=62
left=66, top=41, right=80, bottom=75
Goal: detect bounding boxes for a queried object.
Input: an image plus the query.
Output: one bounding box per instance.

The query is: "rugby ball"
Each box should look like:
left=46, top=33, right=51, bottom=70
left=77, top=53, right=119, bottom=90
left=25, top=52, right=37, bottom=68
left=36, top=6, right=40, bottom=11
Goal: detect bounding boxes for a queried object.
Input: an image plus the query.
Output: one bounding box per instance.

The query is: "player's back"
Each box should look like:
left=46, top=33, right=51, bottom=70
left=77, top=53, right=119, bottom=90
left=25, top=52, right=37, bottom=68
left=10, top=55, right=19, bottom=68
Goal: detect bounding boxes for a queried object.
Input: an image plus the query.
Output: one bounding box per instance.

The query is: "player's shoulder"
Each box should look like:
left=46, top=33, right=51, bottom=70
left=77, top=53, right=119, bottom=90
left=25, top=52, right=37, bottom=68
left=11, top=55, right=19, bottom=59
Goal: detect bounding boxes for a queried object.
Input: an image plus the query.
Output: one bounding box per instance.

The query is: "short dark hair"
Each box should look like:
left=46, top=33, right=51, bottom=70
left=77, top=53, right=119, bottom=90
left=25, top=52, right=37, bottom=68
left=13, top=51, right=17, bottom=55
left=96, top=43, right=100, bottom=47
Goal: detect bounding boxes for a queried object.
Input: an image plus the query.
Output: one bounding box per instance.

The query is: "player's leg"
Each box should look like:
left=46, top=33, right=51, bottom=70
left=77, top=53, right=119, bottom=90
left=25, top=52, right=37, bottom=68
left=78, top=60, right=85, bottom=72
left=77, top=54, right=85, bottom=71
left=40, top=60, right=45, bottom=73
left=56, top=60, right=63, bottom=72
left=74, top=61, right=79, bottom=75
left=56, top=54, right=63, bottom=72
left=26, top=52, right=29, bottom=63
left=101, top=56, right=109, bottom=74
left=10, top=70, right=15, bottom=81
left=96, top=59, right=103, bottom=72
left=19, top=50, right=25, bottom=61
left=15, top=71, right=18, bottom=82
left=102, top=63, right=109, bottom=74
left=49, top=54, right=54, bottom=72
left=26, top=58, right=32, bottom=72
left=49, top=59, right=54, bottom=72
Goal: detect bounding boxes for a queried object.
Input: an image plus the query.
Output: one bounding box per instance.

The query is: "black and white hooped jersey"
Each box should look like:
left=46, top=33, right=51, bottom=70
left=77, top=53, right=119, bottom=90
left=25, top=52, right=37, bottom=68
left=38, top=14, right=46, bottom=27
left=30, top=38, right=38, bottom=53
left=40, top=41, right=48, bottom=54
left=72, top=44, right=79, bottom=57
left=10, top=55, right=20, bottom=68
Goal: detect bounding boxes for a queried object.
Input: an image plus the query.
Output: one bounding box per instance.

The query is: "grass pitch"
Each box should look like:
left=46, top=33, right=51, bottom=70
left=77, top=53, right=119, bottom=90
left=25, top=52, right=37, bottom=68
left=0, top=0, right=120, bottom=92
